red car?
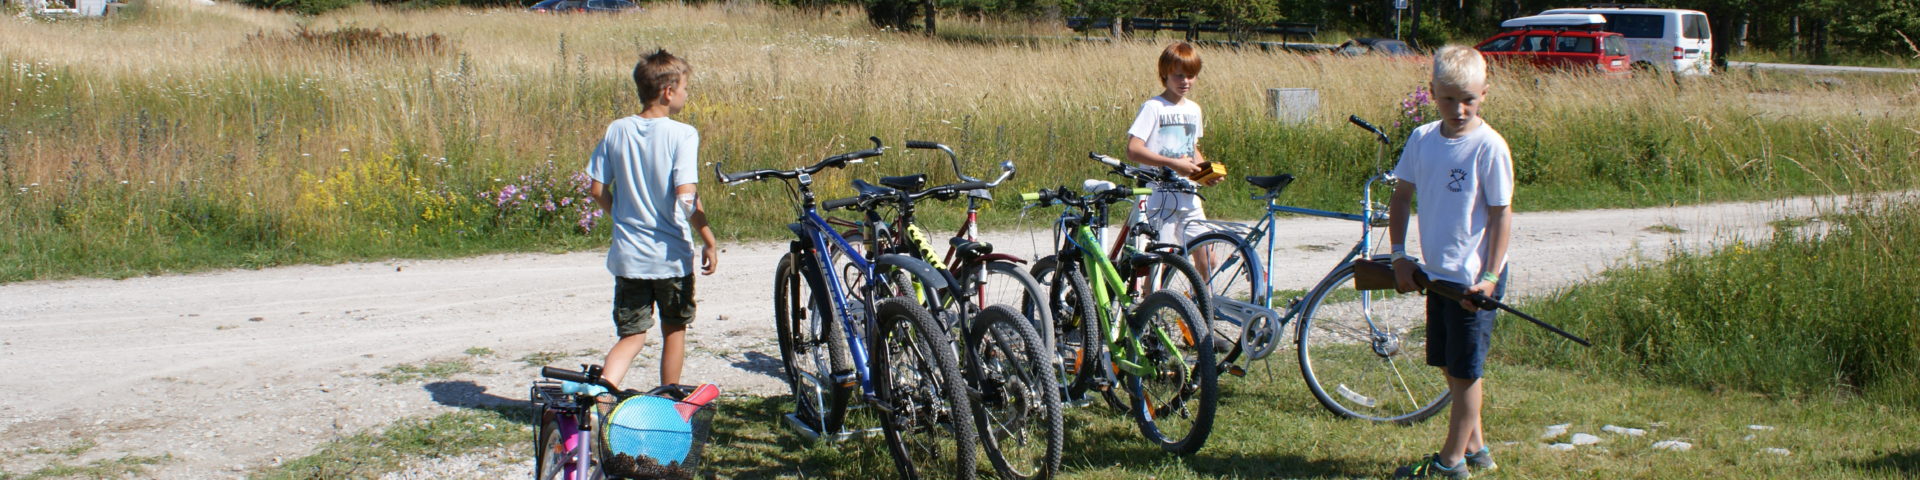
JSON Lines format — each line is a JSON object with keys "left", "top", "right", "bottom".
{"left": 1476, "top": 14, "right": 1631, "bottom": 76}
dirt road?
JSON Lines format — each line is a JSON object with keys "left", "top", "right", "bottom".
{"left": 0, "top": 193, "right": 1880, "bottom": 478}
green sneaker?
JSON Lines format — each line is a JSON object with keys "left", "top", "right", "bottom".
{"left": 1465, "top": 446, "right": 1497, "bottom": 472}
{"left": 1393, "top": 453, "right": 1471, "bottom": 479}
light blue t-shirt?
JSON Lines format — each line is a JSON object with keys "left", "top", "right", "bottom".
{"left": 1391, "top": 121, "right": 1513, "bottom": 285}
{"left": 585, "top": 116, "right": 700, "bottom": 279}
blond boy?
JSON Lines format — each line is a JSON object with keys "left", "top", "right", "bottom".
{"left": 1390, "top": 45, "right": 1514, "bottom": 479}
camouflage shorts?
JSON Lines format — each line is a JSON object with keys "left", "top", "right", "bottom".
{"left": 612, "top": 275, "right": 695, "bottom": 337}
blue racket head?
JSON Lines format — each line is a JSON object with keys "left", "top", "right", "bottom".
{"left": 603, "top": 395, "right": 695, "bottom": 465}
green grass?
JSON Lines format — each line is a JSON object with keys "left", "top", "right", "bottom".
{"left": 246, "top": 358, "right": 1920, "bottom": 479}
{"left": 372, "top": 357, "right": 476, "bottom": 384}
{"left": 252, "top": 407, "right": 526, "bottom": 480}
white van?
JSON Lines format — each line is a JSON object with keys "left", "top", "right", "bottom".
{"left": 1540, "top": 6, "right": 1712, "bottom": 75}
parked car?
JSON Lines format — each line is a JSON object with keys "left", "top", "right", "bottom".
{"left": 1540, "top": 6, "right": 1712, "bottom": 75}
{"left": 527, "top": 0, "right": 636, "bottom": 13}
{"left": 1476, "top": 14, "right": 1631, "bottom": 76}
{"left": 1336, "top": 38, "right": 1418, "bottom": 57}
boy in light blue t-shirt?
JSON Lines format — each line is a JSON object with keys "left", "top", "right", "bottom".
{"left": 585, "top": 49, "right": 718, "bottom": 391}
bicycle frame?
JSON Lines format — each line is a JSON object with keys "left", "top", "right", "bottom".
{"left": 793, "top": 208, "right": 882, "bottom": 399}
{"left": 1038, "top": 188, "right": 1189, "bottom": 378}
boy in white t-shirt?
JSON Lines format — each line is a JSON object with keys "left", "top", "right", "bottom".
{"left": 1125, "top": 41, "right": 1224, "bottom": 253}
{"left": 1389, "top": 45, "right": 1515, "bottom": 479}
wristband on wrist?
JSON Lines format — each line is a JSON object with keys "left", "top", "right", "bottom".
{"left": 1390, "top": 245, "right": 1407, "bottom": 262}
{"left": 1480, "top": 271, "right": 1500, "bottom": 285}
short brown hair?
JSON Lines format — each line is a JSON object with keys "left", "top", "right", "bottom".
{"left": 1156, "top": 42, "right": 1202, "bottom": 81}
{"left": 633, "top": 49, "right": 690, "bottom": 104}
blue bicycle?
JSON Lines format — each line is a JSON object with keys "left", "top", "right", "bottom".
{"left": 716, "top": 138, "right": 977, "bottom": 480}
{"left": 1185, "top": 116, "right": 1450, "bottom": 424}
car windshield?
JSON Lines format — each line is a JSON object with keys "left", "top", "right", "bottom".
{"left": 1603, "top": 36, "right": 1626, "bottom": 55}
{"left": 1602, "top": 14, "right": 1664, "bottom": 39}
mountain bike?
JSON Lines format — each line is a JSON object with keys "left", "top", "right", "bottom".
{"left": 1182, "top": 115, "right": 1449, "bottom": 424}
{"left": 822, "top": 145, "right": 1062, "bottom": 479}
{"left": 716, "top": 138, "right": 977, "bottom": 479}
{"left": 1021, "top": 170, "right": 1219, "bottom": 456}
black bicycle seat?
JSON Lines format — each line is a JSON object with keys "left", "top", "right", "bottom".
{"left": 1247, "top": 174, "right": 1295, "bottom": 193}
{"left": 879, "top": 174, "right": 927, "bottom": 192}
{"left": 948, "top": 237, "right": 994, "bottom": 262}
{"left": 850, "top": 179, "right": 898, "bottom": 196}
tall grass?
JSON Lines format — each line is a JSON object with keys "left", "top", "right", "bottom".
{"left": 1500, "top": 198, "right": 1920, "bottom": 407}
{"left": 2, "top": 1, "right": 1916, "bottom": 281}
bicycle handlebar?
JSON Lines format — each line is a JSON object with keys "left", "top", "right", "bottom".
{"left": 540, "top": 366, "right": 623, "bottom": 394}
{"left": 1349, "top": 115, "right": 1391, "bottom": 145}
{"left": 716, "top": 136, "right": 886, "bottom": 185}
{"left": 824, "top": 160, "right": 1012, "bottom": 212}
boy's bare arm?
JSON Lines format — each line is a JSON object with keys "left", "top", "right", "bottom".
{"left": 1125, "top": 136, "right": 1202, "bottom": 175}
{"left": 1388, "top": 181, "right": 1419, "bottom": 293}
{"left": 676, "top": 183, "right": 718, "bottom": 275}
{"left": 589, "top": 180, "right": 613, "bottom": 214}
{"left": 1463, "top": 204, "right": 1511, "bottom": 309}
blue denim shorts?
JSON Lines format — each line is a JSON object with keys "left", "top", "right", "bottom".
{"left": 1425, "top": 271, "right": 1507, "bottom": 380}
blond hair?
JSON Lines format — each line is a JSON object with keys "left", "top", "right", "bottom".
{"left": 1431, "top": 45, "right": 1487, "bottom": 89}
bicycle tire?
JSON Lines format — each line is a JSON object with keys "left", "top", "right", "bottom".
{"left": 534, "top": 417, "right": 562, "bottom": 480}
{"left": 1048, "top": 259, "right": 1124, "bottom": 411}
{"left": 873, "top": 297, "right": 979, "bottom": 480}
{"left": 1296, "top": 262, "right": 1450, "bottom": 424}
{"left": 958, "top": 260, "right": 1052, "bottom": 351}
{"left": 1123, "top": 289, "right": 1219, "bottom": 456}
{"left": 967, "top": 304, "right": 1063, "bottom": 480}
{"left": 1185, "top": 231, "right": 1268, "bottom": 365}
{"left": 774, "top": 251, "right": 854, "bottom": 435}
{"left": 1139, "top": 248, "right": 1219, "bottom": 360}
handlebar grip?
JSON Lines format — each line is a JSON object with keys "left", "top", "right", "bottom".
{"left": 905, "top": 140, "right": 942, "bottom": 149}
{"left": 822, "top": 196, "right": 860, "bottom": 211}
{"left": 1088, "top": 152, "right": 1124, "bottom": 168}
{"left": 1132, "top": 188, "right": 1154, "bottom": 195}
{"left": 947, "top": 181, "right": 990, "bottom": 192}
{"left": 1349, "top": 115, "right": 1391, "bottom": 144}
{"left": 541, "top": 366, "right": 593, "bottom": 384}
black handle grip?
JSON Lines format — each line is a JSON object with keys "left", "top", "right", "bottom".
{"left": 541, "top": 366, "right": 592, "bottom": 384}
{"left": 822, "top": 196, "right": 860, "bottom": 211}
{"left": 906, "top": 140, "right": 942, "bottom": 149}
{"left": 944, "top": 181, "right": 990, "bottom": 193}
{"left": 1088, "top": 152, "right": 1124, "bottom": 168}
{"left": 1349, "top": 115, "right": 1391, "bottom": 145}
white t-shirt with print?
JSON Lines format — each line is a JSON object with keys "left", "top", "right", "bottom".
{"left": 1126, "top": 96, "right": 1205, "bottom": 212}
{"left": 1390, "top": 121, "right": 1514, "bottom": 285}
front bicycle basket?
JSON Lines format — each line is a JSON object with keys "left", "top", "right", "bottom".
{"left": 602, "top": 384, "right": 720, "bottom": 480}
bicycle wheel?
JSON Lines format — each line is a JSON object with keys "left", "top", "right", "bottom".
{"left": 967, "top": 304, "right": 1063, "bottom": 480}
{"left": 1185, "top": 232, "right": 1268, "bottom": 364}
{"left": 1123, "top": 289, "right": 1219, "bottom": 456}
{"left": 873, "top": 297, "right": 979, "bottom": 480}
{"left": 534, "top": 416, "right": 563, "bottom": 480}
{"left": 1139, "top": 249, "right": 1219, "bottom": 358}
{"left": 1047, "top": 259, "right": 1124, "bottom": 411}
{"left": 775, "top": 251, "right": 853, "bottom": 435}
{"left": 958, "top": 260, "right": 1052, "bottom": 350}
{"left": 1297, "top": 262, "right": 1450, "bottom": 424}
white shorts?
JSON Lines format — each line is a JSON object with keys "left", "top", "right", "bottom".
{"left": 1141, "top": 193, "right": 1207, "bottom": 247}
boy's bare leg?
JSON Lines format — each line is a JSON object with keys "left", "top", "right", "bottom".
{"left": 602, "top": 333, "right": 649, "bottom": 389}
{"left": 1439, "top": 373, "right": 1484, "bottom": 466}
{"left": 660, "top": 323, "right": 688, "bottom": 386}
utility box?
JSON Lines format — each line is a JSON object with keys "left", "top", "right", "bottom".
{"left": 1267, "top": 88, "right": 1319, "bottom": 124}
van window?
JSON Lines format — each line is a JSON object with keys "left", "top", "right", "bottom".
{"left": 1479, "top": 36, "right": 1518, "bottom": 52}
{"left": 1603, "top": 36, "right": 1626, "bottom": 56}
{"left": 1521, "top": 35, "right": 1553, "bottom": 52}
{"left": 1683, "top": 14, "right": 1711, "bottom": 39}
{"left": 1602, "top": 14, "right": 1665, "bottom": 39}
{"left": 1556, "top": 35, "right": 1596, "bottom": 53}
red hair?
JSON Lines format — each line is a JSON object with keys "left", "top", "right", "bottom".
{"left": 1157, "top": 42, "right": 1202, "bottom": 81}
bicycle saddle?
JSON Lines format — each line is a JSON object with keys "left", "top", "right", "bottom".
{"left": 948, "top": 236, "right": 994, "bottom": 262}
{"left": 879, "top": 174, "right": 927, "bottom": 192}
{"left": 1247, "top": 174, "right": 1295, "bottom": 193}
{"left": 850, "top": 179, "right": 898, "bottom": 196}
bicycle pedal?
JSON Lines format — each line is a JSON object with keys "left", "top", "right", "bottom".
{"left": 1225, "top": 364, "right": 1247, "bottom": 377}
{"left": 832, "top": 371, "right": 858, "bottom": 388}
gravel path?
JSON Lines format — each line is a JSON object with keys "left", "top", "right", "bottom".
{"left": 0, "top": 192, "right": 1894, "bottom": 478}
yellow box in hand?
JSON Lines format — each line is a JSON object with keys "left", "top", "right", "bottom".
{"left": 1188, "top": 161, "right": 1227, "bottom": 184}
